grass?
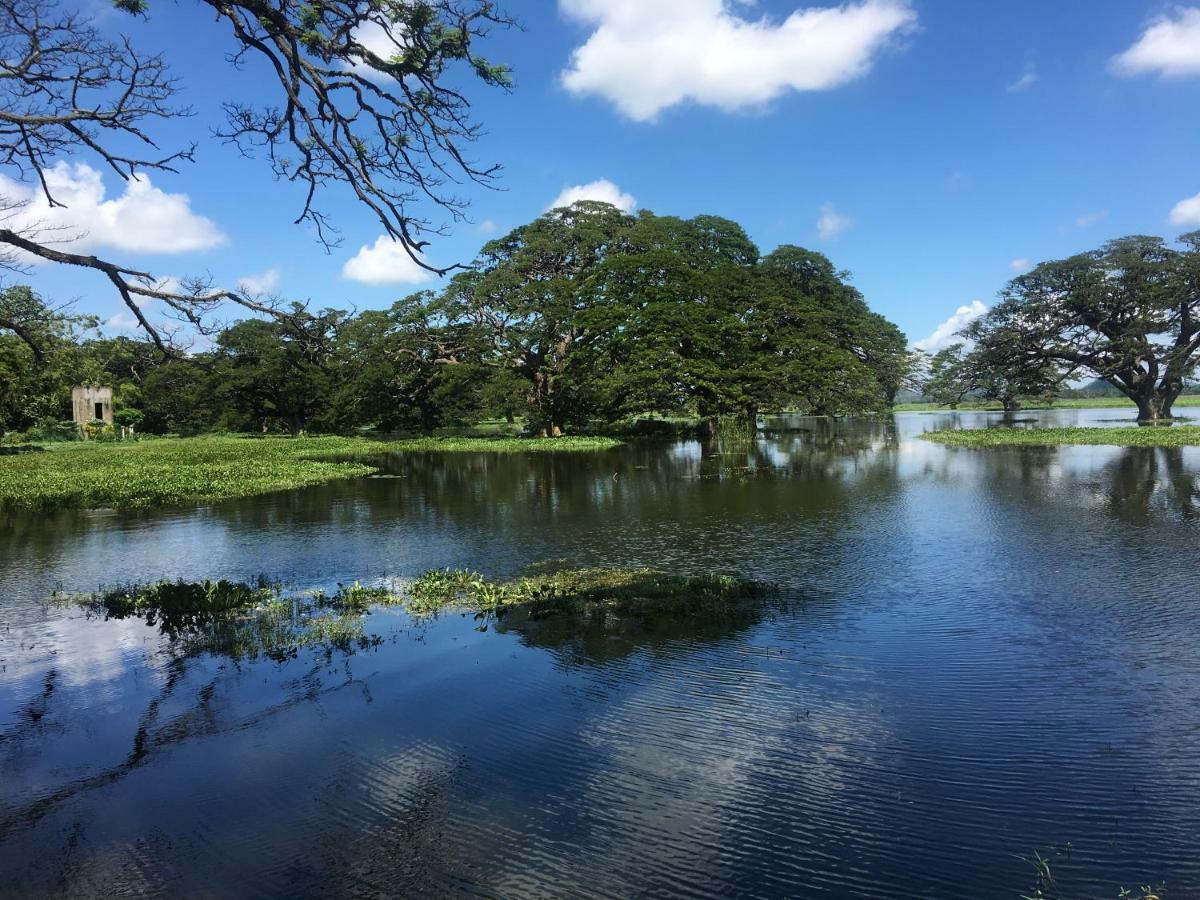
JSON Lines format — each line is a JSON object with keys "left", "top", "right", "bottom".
{"left": 923, "top": 425, "right": 1200, "bottom": 448}
{"left": 0, "top": 434, "right": 623, "bottom": 510}
{"left": 894, "top": 396, "right": 1200, "bottom": 413}
{"left": 56, "top": 567, "right": 770, "bottom": 660}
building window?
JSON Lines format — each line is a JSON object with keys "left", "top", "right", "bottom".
{"left": 94, "top": 402, "right": 104, "bottom": 420}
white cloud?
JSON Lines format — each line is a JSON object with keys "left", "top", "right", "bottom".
{"left": 816, "top": 202, "right": 854, "bottom": 240}
{"left": 237, "top": 267, "right": 281, "bottom": 295}
{"left": 913, "top": 300, "right": 987, "bottom": 352}
{"left": 104, "top": 311, "right": 141, "bottom": 332}
{"left": 341, "top": 236, "right": 435, "bottom": 286}
{"left": 1169, "top": 191, "right": 1200, "bottom": 227}
{"left": 548, "top": 179, "right": 637, "bottom": 212}
{"left": 1009, "top": 258, "right": 1031, "bottom": 272}
{"left": 1006, "top": 62, "right": 1038, "bottom": 92}
{"left": 1112, "top": 8, "right": 1200, "bottom": 78}
{"left": 477, "top": 219, "right": 499, "bottom": 235}
{"left": 0, "top": 161, "right": 225, "bottom": 255}
{"left": 560, "top": 0, "right": 917, "bottom": 121}
{"left": 1075, "top": 209, "right": 1108, "bottom": 227}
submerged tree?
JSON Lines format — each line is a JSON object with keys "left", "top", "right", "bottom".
{"left": 0, "top": 0, "right": 512, "bottom": 351}
{"left": 974, "top": 234, "right": 1200, "bottom": 421}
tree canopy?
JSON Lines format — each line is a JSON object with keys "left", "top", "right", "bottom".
{"left": 1, "top": 202, "right": 911, "bottom": 438}
{"left": 966, "top": 233, "right": 1200, "bottom": 421}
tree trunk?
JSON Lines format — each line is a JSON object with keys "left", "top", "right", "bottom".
{"left": 1135, "top": 391, "right": 1177, "bottom": 423}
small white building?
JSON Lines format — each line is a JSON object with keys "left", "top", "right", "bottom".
{"left": 71, "top": 385, "right": 113, "bottom": 431}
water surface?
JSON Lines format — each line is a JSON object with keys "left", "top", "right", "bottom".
{"left": 2, "top": 410, "right": 1199, "bottom": 897}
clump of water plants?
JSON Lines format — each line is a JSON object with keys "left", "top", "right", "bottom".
{"left": 55, "top": 567, "right": 769, "bottom": 659}
{"left": 0, "top": 434, "right": 625, "bottom": 511}
{"left": 59, "top": 578, "right": 404, "bottom": 662}
{"left": 406, "top": 566, "right": 770, "bottom": 617}
{"left": 922, "top": 425, "right": 1200, "bottom": 448}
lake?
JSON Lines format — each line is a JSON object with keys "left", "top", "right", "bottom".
{"left": 2, "top": 410, "right": 1199, "bottom": 898}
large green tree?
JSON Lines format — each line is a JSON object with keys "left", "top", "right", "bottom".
{"left": 974, "top": 234, "right": 1200, "bottom": 421}
{"left": 437, "top": 201, "right": 634, "bottom": 435}
{"left": 922, "top": 341, "right": 1060, "bottom": 411}
{"left": 758, "top": 246, "right": 908, "bottom": 410}
{"left": 583, "top": 212, "right": 762, "bottom": 432}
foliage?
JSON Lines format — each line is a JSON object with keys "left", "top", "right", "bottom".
{"left": 60, "top": 577, "right": 401, "bottom": 661}
{"left": 1, "top": 207, "right": 908, "bottom": 437}
{"left": 406, "top": 566, "right": 770, "bottom": 617}
{"left": 56, "top": 566, "right": 770, "bottom": 659}
{"left": 922, "top": 341, "right": 1061, "bottom": 411}
{"left": 0, "top": 434, "right": 623, "bottom": 509}
{"left": 969, "top": 233, "right": 1200, "bottom": 421}
{"left": 922, "top": 426, "right": 1200, "bottom": 448}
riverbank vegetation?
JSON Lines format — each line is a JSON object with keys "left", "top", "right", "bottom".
{"left": 923, "top": 426, "right": 1200, "bottom": 448}
{"left": 57, "top": 568, "right": 769, "bottom": 661}
{"left": 0, "top": 434, "right": 622, "bottom": 510}
{"left": 1, "top": 204, "right": 909, "bottom": 441}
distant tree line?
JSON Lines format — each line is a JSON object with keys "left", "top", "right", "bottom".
{"left": 916, "top": 233, "right": 1200, "bottom": 420}
{"left": 0, "top": 202, "right": 911, "bottom": 438}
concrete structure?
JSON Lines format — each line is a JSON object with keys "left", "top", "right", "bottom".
{"left": 71, "top": 385, "right": 113, "bottom": 432}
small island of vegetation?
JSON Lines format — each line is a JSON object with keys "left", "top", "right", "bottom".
{"left": 59, "top": 568, "right": 771, "bottom": 661}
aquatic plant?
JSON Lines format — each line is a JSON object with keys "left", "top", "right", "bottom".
{"left": 59, "top": 578, "right": 398, "bottom": 662}
{"left": 406, "top": 567, "right": 770, "bottom": 618}
{"left": 922, "top": 426, "right": 1200, "bottom": 448}
{"left": 0, "top": 434, "right": 625, "bottom": 510}
{"left": 56, "top": 566, "right": 770, "bottom": 660}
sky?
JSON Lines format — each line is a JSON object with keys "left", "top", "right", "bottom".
{"left": 10, "top": 0, "right": 1200, "bottom": 350}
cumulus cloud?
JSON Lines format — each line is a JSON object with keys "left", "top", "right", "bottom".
{"left": 1111, "top": 7, "right": 1200, "bottom": 78}
{"left": 1009, "top": 258, "right": 1032, "bottom": 272}
{"left": 913, "top": 300, "right": 987, "bottom": 352}
{"left": 0, "top": 161, "right": 225, "bottom": 255}
{"left": 816, "top": 202, "right": 854, "bottom": 240}
{"left": 560, "top": 0, "right": 917, "bottom": 121}
{"left": 1006, "top": 62, "right": 1038, "bottom": 92}
{"left": 104, "top": 311, "right": 142, "bottom": 332}
{"left": 1169, "top": 191, "right": 1200, "bottom": 227}
{"left": 1075, "top": 209, "right": 1108, "bottom": 227}
{"left": 237, "top": 267, "right": 281, "bottom": 295}
{"left": 547, "top": 179, "right": 637, "bottom": 212}
{"left": 341, "top": 236, "right": 434, "bottom": 286}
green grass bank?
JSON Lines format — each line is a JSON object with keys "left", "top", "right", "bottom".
{"left": 0, "top": 434, "right": 623, "bottom": 510}
{"left": 923, "top": 426, "right": 1200, "bottom": 448}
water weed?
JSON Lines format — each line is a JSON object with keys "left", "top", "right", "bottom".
{"left": 0, "top": 434, "right": 623, "bottom": 510}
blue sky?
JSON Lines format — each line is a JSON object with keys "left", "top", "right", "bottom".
{"left": 12, "top": 0, "right": 1200, "bottom": 348}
